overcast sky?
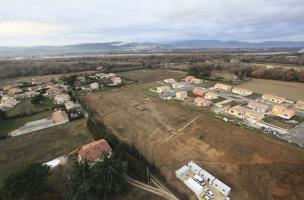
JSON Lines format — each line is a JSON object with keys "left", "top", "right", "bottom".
{"left": 0, "top": 0, "right": 304, "bottom": 46}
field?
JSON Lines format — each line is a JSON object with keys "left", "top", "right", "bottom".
{"left": 84, "top": 87, "right": 304, "bottom": 200}
{"left": 239, "top": 78, "right": 304, "bottom": 101}
{"left": 0, "top": 119, "right": 93, "bottom": 184}
{"left": 118, "top": 69, "right": 186, "bottom": 83}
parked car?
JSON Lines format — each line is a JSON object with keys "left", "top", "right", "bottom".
{"left": 194, "top": 175, "right": 206, "bottom": 186}
{"left": 205, "top": 189, "right": 215, "bottom": 199}
{"left": 201, "top": 194, "right": 211, "bottom": 200}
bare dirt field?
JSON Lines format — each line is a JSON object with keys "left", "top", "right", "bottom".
{"left": 117, "top": 69, "right": 186, "bottom": 83}
{"left": 0, "top": 119, "right": 93, "bottom": 184}
{"left": 84, "top": 87, "right": 304, "bottom": 200}
{"left": 239, "top": 78, "right": 304, "bottom": 101}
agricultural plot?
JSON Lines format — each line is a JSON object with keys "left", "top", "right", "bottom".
{"left": 0, "top": 119, "right": 93, "bottom": 184}
{"left": 117, "top": 69, "right": 186, "bottom": 83}
{"left": 239, "top": 78, "right": 304, "bottom": 101}
{"left": 84, "top": 88, "right": 304, "bottom": 200}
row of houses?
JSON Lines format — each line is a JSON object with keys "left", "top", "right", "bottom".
{"left": 214, "top": 83, "right": 253, "bottom": 96}
{"left": 176, "top": 161, "right": 231, "bottom": 198}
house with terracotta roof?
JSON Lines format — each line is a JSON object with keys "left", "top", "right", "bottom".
{"left": 204, "top": 92, "right": 219, "bottom": 100}
{"left": 192, "top": 88, "right": 205, "bottom": 97}
{"left": 262, "top": 94, "right": 285, "bottom": 104}
{"left": 229, "top": 105, "right": 264, "bottom": 121}
{"left": 214, "top": 83, "right": 232, "bottom": 92}
{"left": 78, "top": 139, "right": 112, "bottom": 162}
{"left": 194, "top": 97, "right": 212, "bottom": 107}
{"left": 247, "top": 101, "right": 270, "bottom": 113}
{"left": 272, "top": 105, "right": 295, "bottom": 120}
{"left": 232, "top": 87, "right": 253, "bottom": 96}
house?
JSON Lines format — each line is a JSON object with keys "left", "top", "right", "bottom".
{"left": 214, "top": 83, "right": 232, "bottom": 92}
{"left": 8, "top": 88, "right": 22, "bottom": 95}
{"left": 51, "top": 110, "right": 69, "bottom": 123}
{"left": 272, "top": 105, "right": 295, "bottom": 120}
{"left": 229, "top": 105, "right": 264, "bottom": 121}
{"left": 192, "top": 88, "right": 205, "bottom": 97}
{"left": 176, "top": 91, "right": 187, "bottom": 100}
{"left": 0, "top": 96, "right": 18, "bottom": 110}
{"left": 191, "top": 78, "right": 203, "bottom": 84}
{"left": 232, "top": 87, "right": 253, "bottom": 96}
{"left": 262, "top": 94, "right": 285, "bottom": 104}
{"left": 194, "top": 97, "right": 212, "bottom": 107}
{"left": 90, "top": 82, "right": 99, "bottom": 90}
{"left": 247, "top": 101, "right": 270, "bottom": 113}
{"left": 164, "top": 78, "right": 176, "bottom": 84}
{"left": 65, "top": 101, "right": 80, "bottom": 111}
{"left": 54, "top": 93, "right": 70, "bottom": 104}
{"left": 157, "top": 86, "right": 170, "bottom": 93}
{"left": 111, "top": 77, "right": 122, "bottom": 85}
{"left": 172, "top": 82, "right": 185, "bottom": 89}
{"left": 46, "top": 86, "right": 61, "bottom": 96}
{"left": 212, "top": 179, "right": 231, "bottom": 197}
{"left": 78, "top": 139, "right": 112, "bottom": 162}
{"left": 204, "top": 92, "right": 219, "bottom": 100}
{"left": 185, "top": 76, "right": 194, "bottom": 82}
{"left": 295, "top": 101, "right": 304, "bottom": 110}
{"left": 184, "top": 178, "right": 204, "bottom": 196}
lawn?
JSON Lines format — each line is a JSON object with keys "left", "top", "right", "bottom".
{"left": 0, "top": 110, "right": 53, "bottom": 138}
{"left": 5, "top": 98, "right": 54, "bottom": 118}
{"left": 0, "top": 118, "right": 93, "bottom": 184}
{"left": 126, "top": 82, "right": 163, "bottom": 98}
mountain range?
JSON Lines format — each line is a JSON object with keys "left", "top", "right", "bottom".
{"left": 1, "top": 40, "right": 304, "bottom": 57}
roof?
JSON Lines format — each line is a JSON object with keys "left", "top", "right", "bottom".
{"left": 51, "top": 110, "right": 69, "bottom": 123}
{"left": 214, "top": 83, "right": 232, "bottom": 90}
{"left": 272, "top": 105, "right": 295, "bottom": 117}
{"left": 232, "top": 87, "right": 252, "bottom": 93}
{"left": 78, "top": 139, "right": 112, "bottom": 161}
{"left": 262, "top": 94, "right": 285, "bottom": 101}
{"left": 247, "top": 101, "right": 270, "bottom": 111}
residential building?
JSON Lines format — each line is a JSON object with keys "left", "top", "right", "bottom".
{"left": 247, "top": 101, "right": 270, "bottom": 113}
{"left": 65, "top": 101, "right": 80, "bottom": 111}
{"left": 232, "top": 87, "right": 253, "bottom": 96}
{"left": 194, "top": 97, "right": 212, "bottom": 107}
{"left": 78, "top": 139, "right": 112, "bottom": 162}
{"left": 111, "top": 77, "right": 122, "bottom": 85}
{"left": 46, "top": 86, "right": 61, "bottom": 96}
{"left": 157, "top": 86, "right": 170, "bottom": 93}
{"left": 2, "top": 84, "right": 15, "bottom": 92}
{"left": 214, "top": 83, "right": 232, "bottom": 92}
{"left": 172, "top": 82, "right": 185, "bottom": 89}
{"left": 8, "top": 88, "right": 22, "bottom": 95}
{"left": 54, "top": 93, "right": 70, "bottom": 104}
{"left": 191, "top": 78, "right": 203, "bottom": 84}
{"left": 90, "top": 82, "right": 99, "bottom": 90}
{"left": 212, "top": 179, "right": 231, "bottom": 197}
{"left": 51, "top": 110, "right": 69, "bottom": 123}
{"left": 184, "top": 178, "right": 204, "bottom": 196}
{"left": 176, "top": 91, "right": 187, "bottom": 100}
{"left": 185, "top": 76, "right": 194, "bottom": 82}
{"left": 0, "top": 96, "right": 18, "bottom": 110}
{"left": 164, "top": 78, "right": 176, "bottom": 84}
{"left": 175, "top": 165, "right": 190, "bottom": 180}
{"left": 272, "top": 105, "right": 295, "bottom": 120}
{"left": 192, "top": 88, "right": 205, "bottom": 97}
{"left": 295, "top": 101, "right": 304, "bottom": 110}
{"left": 204, "top": 92, "right": 219, "bottom": 100}
{"left": 229, "top": 105, "right": 264, "bottom": 121}
{"left": 262, "top": 94, "right": 285, "bottom": 104}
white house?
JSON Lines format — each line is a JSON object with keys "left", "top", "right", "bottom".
{"left": 212, "top": 179, "right": 231, "bottom": 196}
{"left": 90, "top": 82, "right": 99, "bottom": 90}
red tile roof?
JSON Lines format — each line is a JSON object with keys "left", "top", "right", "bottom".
{"left": 78, "top": 139, "right": 112, "bottom": 161}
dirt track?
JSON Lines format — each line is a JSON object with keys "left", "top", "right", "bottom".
{"left": 84, "top": 88, "right": 304, "bottom": 200}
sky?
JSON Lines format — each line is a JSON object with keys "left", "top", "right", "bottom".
{"left": 0, "top": 0, "right": 304, "bottom": 46}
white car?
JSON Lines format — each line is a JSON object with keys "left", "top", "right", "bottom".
{"left": 194, "top": 175, "right": 206, "bottom": 186}
{"left": 205, "top": 189, "right": 215, "bottom": 199}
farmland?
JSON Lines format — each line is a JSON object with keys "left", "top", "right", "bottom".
{"left": 0, "top": 118, "right": 93, "bottom": 184}
{"left": 239, "top": 78, "right": 304, "bottom": 101}
{"left": 118, "top": 69, "right": 186, "bottom": 83}
{"left": 84, "top": 87, "right": 304, "bottom": 200}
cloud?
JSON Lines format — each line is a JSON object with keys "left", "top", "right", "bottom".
{"left": 0, "top": 0, "right": 304, "bottom": 46}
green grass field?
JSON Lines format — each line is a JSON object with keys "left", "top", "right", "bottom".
{"left": 0, "top": 118, "right": 93, "bottom": 184}
{"left": 126, "top": 82, "right": 163, "bottom": 98}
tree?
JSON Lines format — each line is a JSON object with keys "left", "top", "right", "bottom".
{"left": 2, "top": 163, "right": 50, "bottom": 200}
{"left": 31, "top": 93, "right": 45, "bottom": 105}
{"left": 64, "top": 154, "right": 127, "bottom": 200}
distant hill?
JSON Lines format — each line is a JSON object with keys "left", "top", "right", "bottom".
{"left": 1, "top": 40, "right": 304, "bottom": 57}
